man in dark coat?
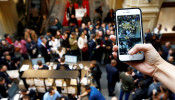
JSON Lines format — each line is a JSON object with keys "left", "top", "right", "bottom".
{"left": 106, "top": 59, "right": 119, "bottom": 96}
{"left": 67, "top": 3, "right": 75, "bottom": 19}
{"left": 61, "top": 33, "right": 70, "bottom": 54}
{"left": 0, "top": 65, "right": 11, "bottom": 84}
{"left": 90, "top": 60, "right": 102, "bottom": 91}
{"left": 40, "top": 38, "right": 51, "bottom": 62}
{"left": 2, "top": 55, "right": 20, "bottom": 70}
{"left": 0, "top": 77, "right": 8, "bottom": 98}
{"left": 88, "top": 34, "right": 99, "bottom": 60}
{"left": 26, "top": 38, "right": 38, "bottom": 58}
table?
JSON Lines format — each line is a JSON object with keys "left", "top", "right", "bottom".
{"left": 22, "top": 70, "right": 79, "bottom": 79}
{"left": 20, "top": 60, "right": 95, "bottom": 99}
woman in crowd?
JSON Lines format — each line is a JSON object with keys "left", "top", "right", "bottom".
{"left": 78, "top": 33, "right": 88, "bottom": 61}
{"left": 55, "top": 47, "right": 65, "bottom": 62}
{"left": 14, "top": 37, "right": 28, "bottom": 59}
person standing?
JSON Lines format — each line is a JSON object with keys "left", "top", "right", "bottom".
{"left": 61, "top": 33, "right": 70, "bottom": 54}
{"left": 144, "top": 28, "right": 152, "bottom": 43}
{"left": 26, "top": 38, "right": 38, "bottom": 58}
{"left": 90, "top": 60, "right": 102, "bottom": 91}
{"left": 0, "top": 77, "right": 9, "bottom": 98}
{"left": 67, "top": 3, "right": 75, "bottom": 19}
{"left": 78, "top": 85, "right": 105, "bottom": 100}
{"left": 40, "top": 38, "right": 51, "bottom": 62}
{"left": 0, "top": 65, "right": 11, "bottom": 84}
{"left": 106, "top": 59, "right": 119, "bottom": 96}
{"left": 24, "top": 28, "right": 38, "bottom": 42}
{"left": 69, "top": 32, "right": 78, "bottom": 56}
{"left": 89, "top": 34, "right": 99, "bottom": 60}
{"left": 43, "top": 87, "right": 61, "bottom": 100}
{"left": 78, "top": 33, "right": 88, "bottom": 61}
{"left": 153, "top": 24, "right": 162, "bottom": 40}
{"left": 119, "top": 67, "right": 134, "bottom": 100}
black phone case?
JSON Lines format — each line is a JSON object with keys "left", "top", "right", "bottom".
{"left": 115, "top": 8, "right": 145, "bottom": 62}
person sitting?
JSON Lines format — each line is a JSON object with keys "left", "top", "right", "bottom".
{"left": 0, "top": 65, "right": 11, "bottom": 84}
{"left": 0, "top": 77, "right": 9, "bottom": 98}
{"left": 56, "top": 57, "right": 70, "bottom": 70}
{"left": 43, "top": 87, "right": 61, "bottom": 100}
{"left": 78, "top": 85, "right": 105, "bottom": 100}
{"left": 37, "top": 60, "right": 49, "bottom": 70}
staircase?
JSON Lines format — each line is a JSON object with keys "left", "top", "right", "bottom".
{"left": 89, "top": 0, "right": 109, "bottom": 22}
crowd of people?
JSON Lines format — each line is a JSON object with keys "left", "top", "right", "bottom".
{"left": 0, "top": 3, "right": 175, "bottom": 100}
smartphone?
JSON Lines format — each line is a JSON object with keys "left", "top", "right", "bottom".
{"left": 115, "top": 8, "right": 144, "bottom": 61}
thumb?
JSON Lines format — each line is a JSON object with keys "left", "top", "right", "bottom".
{"left": 128, "top": 44, "right": 150, "bottom": 55}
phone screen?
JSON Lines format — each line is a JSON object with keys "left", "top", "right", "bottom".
{"left": 117, "top": 14, "right": 142, "bottom": 55}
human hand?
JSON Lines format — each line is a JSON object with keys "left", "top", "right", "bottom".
{"left": 113, "top": 44, "right": 165, "bottom": 76}
{"left": 74, "top": 41, "right": 77, "bottom": 44}
{"left": 96, "top": 45, "right": 100, "bottom": 49}
{"left": 8, "top": 84, "right": 12, "bottom": 87}
{"left": 78, "top": 96, "right": 81, "bottom": 100}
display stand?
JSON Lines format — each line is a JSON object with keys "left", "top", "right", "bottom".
{"left": 22, "top": 70, "right": 80, "bottom": 95}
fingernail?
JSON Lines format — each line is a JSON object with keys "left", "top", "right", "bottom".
{"left": 128, "top": 49, "right": 133, "bottom": 54}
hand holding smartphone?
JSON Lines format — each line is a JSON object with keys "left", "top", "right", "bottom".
{"left": 115, "top": 8, "right": 144, "bottom": 61}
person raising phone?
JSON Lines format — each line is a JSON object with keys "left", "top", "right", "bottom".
{"left": 112, "top": 43, "right": 175, "bottom": 93}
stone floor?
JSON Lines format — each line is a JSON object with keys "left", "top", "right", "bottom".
{"left": 100, "top": 65, "right": 121, "bottom": 100}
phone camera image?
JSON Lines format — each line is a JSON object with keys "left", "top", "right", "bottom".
{"left": 117, "top": 14, "right": 142, "bottom": 55}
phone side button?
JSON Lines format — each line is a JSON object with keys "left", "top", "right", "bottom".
{"left": 129, "top": 55, "right": 134, "bottom": 59}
